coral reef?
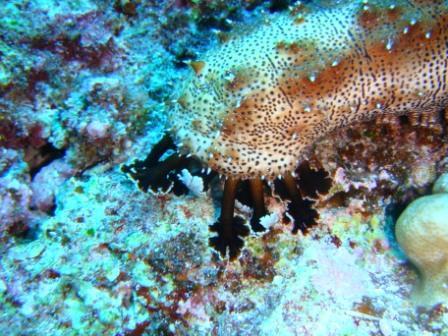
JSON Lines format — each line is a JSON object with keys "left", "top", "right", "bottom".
{"left": 0, "top": 0, "right": 448, "bottom": 335}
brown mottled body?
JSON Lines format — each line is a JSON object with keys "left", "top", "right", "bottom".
{"left": 172, "top": 0, "right": 448, "bottom": 180}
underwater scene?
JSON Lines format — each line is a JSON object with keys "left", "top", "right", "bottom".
{"left": 1, "top": 0, "right": 448, "bottom": 335}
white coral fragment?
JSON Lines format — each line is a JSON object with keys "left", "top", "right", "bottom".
{"left": 177, "top": 169, "right": 204, "bottom": 196}
{"left": 259, "top": 212, "right": 279, "bottom": 230}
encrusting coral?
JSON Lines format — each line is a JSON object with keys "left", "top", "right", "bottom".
{"left": 395, "top": 173, "right": 448, "bottom": 307}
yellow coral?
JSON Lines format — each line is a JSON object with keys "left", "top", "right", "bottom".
{"left": 395, "top": 173, "right": 448, "bottom": 306}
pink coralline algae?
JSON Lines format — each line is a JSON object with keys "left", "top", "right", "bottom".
{"left": 30, "top": 158, "right": 75, "bottom": 213}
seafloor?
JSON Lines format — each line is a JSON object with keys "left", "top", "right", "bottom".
{"left": 1, "top": 1, "right": 448, "bottom": 335}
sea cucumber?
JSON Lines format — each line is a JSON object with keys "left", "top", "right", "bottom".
{"left": 173, "top": 0, "right": 448, "bottom": 180}
{"left": 127, "top": 0, "right": 448, "bottom": 259}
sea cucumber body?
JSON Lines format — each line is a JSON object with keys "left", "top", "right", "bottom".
{"left": 171, "top": 0, "right": 448, "bottom": 179}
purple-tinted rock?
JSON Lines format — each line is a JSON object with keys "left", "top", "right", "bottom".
{"left": 0, "top": 149, "right": 32, "bottom": 238}
{"left": 31, "top": 158, "right": 75, "bottom": 212}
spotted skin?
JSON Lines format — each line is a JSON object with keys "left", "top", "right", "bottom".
{"left": 171, "top": 0, "right": 448, "bottom": 180}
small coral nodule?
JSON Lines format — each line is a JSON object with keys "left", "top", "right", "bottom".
{"left": 395, "top": 173, "right": 448, "bottom": 307}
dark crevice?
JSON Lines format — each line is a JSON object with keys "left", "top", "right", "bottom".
{"left": 197, "top": 16, "right": 234, "bottom": 31}
{"left": 439, "top": 108, "right": 448, "bottom": 136}
{"left": 235, "top": 179, "right": 253, "bottom": 206}
{"left": 45, "top": 201, "right": 57, "bottom": 217}
{"left": 174, "top": 49, "right": 198, "bottom": 68}
{"left": 29, "top": 143, "right": 66, "bottom": 179}
{"left": 287, "top": 197, "right": 319, "bottom": 234}
{"left": 268, "top": 0, "right": 292, "bottom": 12}
{"left": 113, "top": 0, "right": 138, "bottom": 17}
{"left": 6, "top": 220, "right": 31, "bottom": 239}
{"left": 273, "top": 176, "right": 290, "bottom": 199}
{"left": 398, "top": 114, "right": 410, "bottom": 126}
{"left": 74, "top": 159, "right": 108, "bottom": 178}
{"left": 384, "top": 202, "right": 409, "bottom": 257}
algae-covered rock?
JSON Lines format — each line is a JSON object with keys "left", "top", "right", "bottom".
{"left": 395, "top": 173, "right": 448, "bottom": 306}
